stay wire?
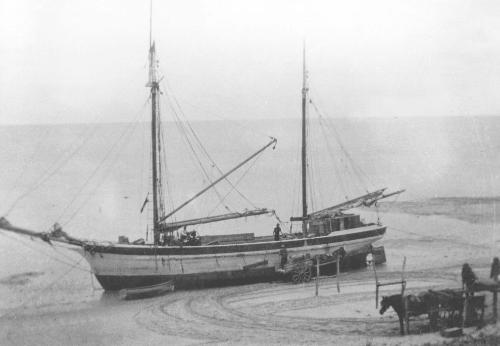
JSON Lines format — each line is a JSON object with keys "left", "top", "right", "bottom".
{"left": 316, "top": 114, "right": 349, "bottom": 199}
{"left": 164, "top": 95, "right": 232, "bottom": 212}
{"left": 57, "top": 111, "right": 146, "bottom": 223}
{"left": 157, "top": 69, "right": 273, "bottom": 140}
{"left": 60, "top": 113, "right": 146, "bottom": 226}
{"left": 1, "top": 256, "right": 86, "bottom": 318}
{"left": 0, "top": 232, "right": 90, "bottom": 273}
{"left": 5, "top": 122, "right": 100, "bottom": 216}
{"left": 316, "top": 111, "right": 366, "bottom": 194}
{"left": 311, "top": 100, "right": 373, "bottom": 192}
{"left": 5, "top": 125, "right": 53, "bottom": 208}
{"left": 316, "top": 111, "right": 364, "bottom": 198}
{"left": 207, "top": 151, "right": 264, "bottom": 216}
{"left": 157, "top": 120, "right": 177, "bottom": 223}
{"left": 290, "top": 120, "right": 303, "bottom": 230}
{"left": 161, "top": 79, "right": 258, "bottom": 209}
{"left": 305, "top": 110, "right": 316, "bottom": 212}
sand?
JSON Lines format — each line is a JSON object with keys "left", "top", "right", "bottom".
{"left": 1, "top": 207, "right": 500, "bottom": 345}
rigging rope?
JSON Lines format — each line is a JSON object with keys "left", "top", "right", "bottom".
{"left": 311, "top": 100, "right": 374, "bottom": 194}
{"left": 290, "top": 120, "right": 302, "bottom": 231}
{"left": 161, "top": 79, "right": 259, "bottom": 210}
{"left": 165, "top": 97, "right": 232, "bottom": 213}
{"left": 160, "top": 83, "right": 274, "bottom": 139}
{"left": 5, "top": 125, "right": 53, "bottom": 209}
{"left": 5, "top": 122, "right": 101, "bottom": 216}
{"left": 1, "top": 256, "right": 86, "bottom": 319}
{"left": 158, "top": 115, "right": 177, "bottom": 222}
{"left": 57, "top": 111, "right": 145, "bottom": 224}
{"left": 305, "top": 107, "right": 316, "bottom": 212}
{"left": 206, "top": 151, "right": 264, "bottom": 217}
{"left": 0, "top": 232, "right": 91, "bottom": 273}
{"left": 156, "top": 100, "right": 167, "bottom": 218}
{"left": 315, "top": 109, "right": 352, "bottom": 198}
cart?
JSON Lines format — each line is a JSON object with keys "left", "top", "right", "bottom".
{"left": 277, "top": 257, "right": 313, "bottom": 284}
{"left": 427, "top": 289, "right": 485, "bottom": 329}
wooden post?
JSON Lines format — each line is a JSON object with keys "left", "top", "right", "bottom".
{"left": 401, "top": 281, "right": 407, "bottom": 335}
{"left": 400, "top": 257, "right": 406, "bottom": 300}
{"left": 493, "top": 290, "right": 498, "bottom": 323}
{"left": 493, "top": 261, "right": 499, "bottom": 323}
{"left": 401, "top": 257, "right": 407, "bottom": 335}
{"left": 315, "top": 255, "right": 320, "bottom": 296}
{"left": 462, "top": 290, "right": 469, "bottom": 329}
{"left": 373, "top": 261, "right": 380, "bottom": 308}
{"left": 336, "top": 253, "right": 341, "bottom": 293}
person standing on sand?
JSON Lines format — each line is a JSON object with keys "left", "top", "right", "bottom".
{"left": 490, "top": 257, "right": 500, "bottom": 282}
{"left": 273, "top": 223, "right": 282, "bottom": 241}
{"left": 279, "top": 245, "right": 288, "bottom": 268}
{"left": 462, "top": 263, "right": 477, "bottom": 293}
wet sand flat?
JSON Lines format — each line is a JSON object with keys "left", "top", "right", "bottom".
{"left": 1, "top": 209, "right": 500, "bottom": 345}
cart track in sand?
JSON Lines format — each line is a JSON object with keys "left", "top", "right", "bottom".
{"left": 133, "top": 269, "right": 460, "bottom": 344}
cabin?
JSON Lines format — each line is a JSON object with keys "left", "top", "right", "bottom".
{"left": 308, "top": 213, "right": 363, "bottom": 236}
{"left": 195, "top": 213, "right": 365, "bottom": 246}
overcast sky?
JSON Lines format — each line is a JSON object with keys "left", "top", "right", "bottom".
{"left": 1, "top": 0, "right": 500, "bottom": 125}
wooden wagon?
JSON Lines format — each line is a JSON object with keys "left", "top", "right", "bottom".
{"left": 277, "top": 257, "right": 313, "bottom": 284}
{"left": 427, "top": 289, "right": 485, "bottom": 329}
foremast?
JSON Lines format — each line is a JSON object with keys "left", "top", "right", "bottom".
{"left": 147, "top": 40, "right": 162, "bottom": 245}
{"left": 145, "top": 24, "right": 276, "bottom": 244}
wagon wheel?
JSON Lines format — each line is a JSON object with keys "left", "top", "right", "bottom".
{"left": 469, "top": 298, "right": 485, "bottom": 326}
{"left": 303, "top": 268, "right": 312, "bottom": 282}
{"left": 428, "top": 308, "right": 439, "bottom": 330}
{"left": 438, "top": 310, "right": 449, "bottom": 329}
{"left": 291, "top": 271, "right": 301, "bottom": 284}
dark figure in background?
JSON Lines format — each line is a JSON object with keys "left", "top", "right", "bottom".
{"left": 462, "top": 263, "right": 478, "bottom": 293}
{"left": 491, "top": 257, "right": 500, "bottom": 282}
{"left": 279, "top": 244, "right": 288, "bottom": 268}
{"left": 273, "top": 223, "right": 282, "bottom": 241}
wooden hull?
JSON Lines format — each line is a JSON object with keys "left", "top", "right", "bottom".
{"left": 77, "top": 224, "right": 385, "bottom": 291}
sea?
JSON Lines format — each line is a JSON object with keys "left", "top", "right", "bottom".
{"left": 0, "top": 116, "right": 499, "bottom": 313}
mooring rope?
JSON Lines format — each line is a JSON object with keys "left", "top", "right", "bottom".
{"left": 1, "top": 256, "right": 86, "bottom": 318}
{"left": 0, "top": 232, "right": 90, "bottom": 273}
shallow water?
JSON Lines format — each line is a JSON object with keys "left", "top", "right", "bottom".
{"left": 0, "top": 117, "right": 498, "bottom": 315}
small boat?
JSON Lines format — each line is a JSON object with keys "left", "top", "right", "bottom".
{"left": 119, "top": 280, "right": 175, "bottom": 300}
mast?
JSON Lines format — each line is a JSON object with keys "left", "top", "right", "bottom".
{"left": 147, "top": 0, "right": 161, "bottom": 245}
{"left": 301, "top": 42, "right": 308, "bottom": 236}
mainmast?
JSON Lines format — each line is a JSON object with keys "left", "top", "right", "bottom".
{"left": 147, "top": 1, "right": 161, "bottom": 245}
{"left": 301, "top": 43, "right": 308, "bottom": 236}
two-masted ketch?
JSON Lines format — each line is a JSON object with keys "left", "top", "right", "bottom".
{"left": 0, "top": 10, "right": 403, "bottom": 291}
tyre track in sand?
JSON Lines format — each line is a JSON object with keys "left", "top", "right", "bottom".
{"left": 133, "top": 270, "right": 458, "bottom": 344}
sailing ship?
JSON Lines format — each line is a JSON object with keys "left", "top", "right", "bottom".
{"left": 0, "top": 17, "right": 403, "bottom": 291}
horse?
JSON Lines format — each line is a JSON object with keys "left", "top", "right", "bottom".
{"left": 379, "top": 294, "right": 434, "bottom": 335}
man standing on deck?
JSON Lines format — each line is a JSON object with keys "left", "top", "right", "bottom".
{"left": 273, "top": 223, "right": 282, "bottom": 241}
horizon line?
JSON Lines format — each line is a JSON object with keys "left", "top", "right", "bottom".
{"left": 1, "top": 113, "right": 500, "bottom": 127}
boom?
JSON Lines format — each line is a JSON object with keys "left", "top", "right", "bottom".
{"left": 159, "top": 137, "right": 277, "bottom": 222}
{"left": 163, "top": 208, "right": 273, "bottom": 231}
